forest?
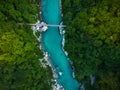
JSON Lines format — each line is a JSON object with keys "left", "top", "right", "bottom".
{"left": 0, "top": 0, "right": 52, "bottom": 89}
{"left": 62, "top": 0, "right": 120, "bottom": 90}
{"left": 0, "top": 0, "right": 120, "bottom": 90}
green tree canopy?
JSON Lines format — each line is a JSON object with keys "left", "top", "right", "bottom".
{"left": 0, "top": 0, "right": 52, "bottom": 89}
{"left": 62, "top": 0, "right": 120, "bottom": 89}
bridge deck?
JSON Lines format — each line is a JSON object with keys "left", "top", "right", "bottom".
{"left": 18, "top": 23, "right": 66, "bottom": 27}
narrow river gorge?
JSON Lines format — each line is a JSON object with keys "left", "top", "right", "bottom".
{"left": 41, "top": 0, "right": 80, "bottom": 90}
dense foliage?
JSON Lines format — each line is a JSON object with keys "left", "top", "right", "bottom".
{"left": 0, "top": 0, "right": 52, "bottom": 89}
{"left": 62, "top": 0, "right": 120, "bottom": 90}
{"left": 0, "top": 0, "right": 39, "bottom": 23}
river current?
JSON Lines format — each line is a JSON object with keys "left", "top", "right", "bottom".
{"left": 41, "top": 0, "right": 80, "bottom": 90}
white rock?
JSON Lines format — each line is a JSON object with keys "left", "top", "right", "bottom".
{"left": 59, "top": 72, "right": 62, "bottom": 76}
{"left": 41, "top": 26, "right": 48, "bottom": 31}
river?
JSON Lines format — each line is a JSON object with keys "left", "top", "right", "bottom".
{"left": 41, "top": 0, "right": 80, "bottom": 90}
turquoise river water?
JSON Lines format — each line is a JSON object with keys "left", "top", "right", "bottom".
{"left": 41, "top": 0, "right": 80, "bottom": 90}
